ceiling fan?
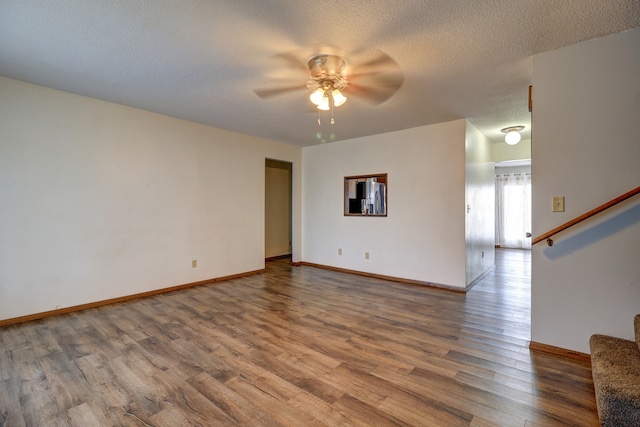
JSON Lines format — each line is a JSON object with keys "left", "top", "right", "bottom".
{"left": 254, "top": 48, "right": 404, "bottom": 125}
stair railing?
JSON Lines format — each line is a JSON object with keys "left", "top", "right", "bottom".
{"left": 532, "top": 185, "right": 640, "bottom": 246}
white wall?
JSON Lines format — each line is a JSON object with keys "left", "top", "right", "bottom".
{"left": 493, "top": 139, "right": 531, "bottom": 163}
{"left": 0, "top": 77, "right": 301, "bottom": 321}
{"left": 465, "top": 121, "right": 495, "bottom": 286}
{"left": 302, "top": 120, "right": 467, "bottom": 288}
{"left": 531, "top": 28, "right": 640, "bottom": 353}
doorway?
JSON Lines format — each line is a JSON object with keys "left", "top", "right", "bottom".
{"left": 495, "top": 160, "right": 532, "bottom": 249}
{"left": 265, "top": 159, "right": 292, "bottom": 260}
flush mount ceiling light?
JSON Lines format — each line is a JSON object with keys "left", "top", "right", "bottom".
{"left": 306, "top": 55, "right": 349, "bottom": 124}
{"left": 501, "top": 125, "right": 525, "bottom": 145}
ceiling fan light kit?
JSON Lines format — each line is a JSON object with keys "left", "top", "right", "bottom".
{"left": 310, "top": 88, "right": 347, "bottom": 111}
{"left": 306, "top": 55, "right": 349, "bottom": 124}
{"left": 331, "top": 90, "right": 347, "bottom": 107}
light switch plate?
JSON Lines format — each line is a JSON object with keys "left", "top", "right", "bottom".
{"left": 552, "top": 196, "right": 565, "bottom": 212}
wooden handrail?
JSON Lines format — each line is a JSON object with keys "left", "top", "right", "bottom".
{"left": 532, "top": 185, "right": 640, "bottom": 246}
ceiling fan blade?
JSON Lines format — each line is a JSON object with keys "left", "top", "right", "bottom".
{"left": 254, "top": 84, "right": 306, "bottom": 99}
{"left": 351, "top": 56, "right": 397, "bottom": 73}
{"left": 349, "top": 70, "right": 404, "bottom": 87}
{"left": 272, "top": 51, "right": 310, "bottom": 73}
{"left": 346, "top": 71, "right": 404, "bottom": 105}
{"left": 346, "top": 84, "right": 392, "bottom": 105}
{"left": 347, "top": 49, "right": 401, "bottom": 74}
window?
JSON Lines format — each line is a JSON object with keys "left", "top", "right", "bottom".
{"left": 344, "top": 174, "right": 388, "bottom": 216}
{"left": 495, "top": 173, "right": 531, "bottom": 249}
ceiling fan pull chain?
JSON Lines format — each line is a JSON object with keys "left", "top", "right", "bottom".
{"left": 330, "top": 90, "right": 335, "bottom": 125}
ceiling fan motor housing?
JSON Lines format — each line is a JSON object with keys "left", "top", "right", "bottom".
{"left": 308, "top": 55, "right": 345, "bottom": 78}
{"left": 307, "top": 55, "right": 349, "bottom": 91}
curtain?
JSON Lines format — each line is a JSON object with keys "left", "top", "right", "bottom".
{"left": 495, "top": 173, "right": 532, "bottom": 249}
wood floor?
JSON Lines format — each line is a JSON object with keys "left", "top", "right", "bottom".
{"left": 0, "top": 249, "right": 598, "bottom": 426}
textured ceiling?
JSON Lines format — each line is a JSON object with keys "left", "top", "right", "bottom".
{"left": 1, "top": 1, "right": 639, "bottom": 147}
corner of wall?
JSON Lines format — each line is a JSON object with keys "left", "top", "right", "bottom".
{"left": 464, "top": 121, "right": 496, "bottom": 286}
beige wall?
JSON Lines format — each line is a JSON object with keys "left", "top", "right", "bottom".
{"left": 302, "top": 119, "right": 468, "bottom": 288}
{"left": 0, "top": 76, "right": 301, "bottom": 321}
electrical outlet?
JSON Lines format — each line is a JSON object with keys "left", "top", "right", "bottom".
{"left": 365, "top": 252, "right": 370, "bottom": 260}
{"left": 338, "top": 248, "right": 342, "bottom": 255}
{"left": 192, "top": 259, "right": 197, "bottom": 268}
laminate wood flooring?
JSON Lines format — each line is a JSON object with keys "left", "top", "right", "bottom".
{"left": 0, "top": 249, "right": 598, "bottom": 426}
